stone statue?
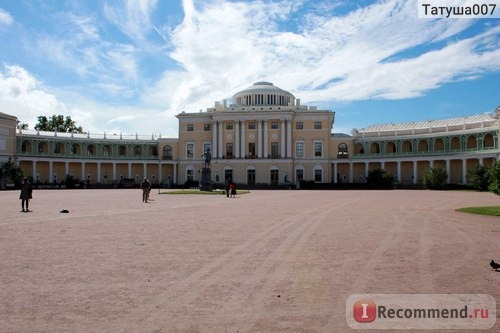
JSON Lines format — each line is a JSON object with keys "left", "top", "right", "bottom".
{"left": 202, "top": 147, "right": 211, "bottom": 168}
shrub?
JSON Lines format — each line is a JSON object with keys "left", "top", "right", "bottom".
{"left": 366, "top": 168, "right": 394, "bottom": 189}
{"left": 423, "top": 167, "right": 448, "bottom": 190}
{"left": 488, "top": 161, "right": 500, "bottom": 195}
{"left": 467, "top": 165, "right": 490, "bottom": 191}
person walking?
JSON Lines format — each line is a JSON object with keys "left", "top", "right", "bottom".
{"left": 19, "top": 177, "right": 33, "bottom": 212}
{"left": 140, "top": 178, "right": 151, "bottom": 202}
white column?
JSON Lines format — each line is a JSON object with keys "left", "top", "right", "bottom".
{"left": 365, "top": 162, "right": 369, "bottom": 179}
{"left": 397, "top": 161, "right": 401, "bottom": 183}
{"left": 32, "top": 161, "right": 37, "bottom": 180}
{"left": 430, "top": 160, "right": 434, "bottom": 168}
{"left": 235, "top": 120, "right": 240, "bottom": 158}
{"left": 349, "top": 163, "right": 353, "bottom": 183}
{"left": 212, "top": 121, "right": 217, "bottom": 159}
{"left": 446, "top": 159, "right": 451, "bottom": 183}
{"left": 112, "top": 163, "right": 117, "bottom": 181}
{"left": 333, "top": 162, "right": 338, "bottom": 184}
{"left": 462, "top": 159, "right": 467, "bottom": 184}
{"left": 97, "top": 162, "right": 101, "bottom": 182}
{"left": 241, "top": 120, "right": 246, "bottom": 158}
{"left": 143, "top": 163, "right": 147, "bottom": 179}
{"left": 173, "top": 163, "right": 177, "bottom": 183}
{"left": 280, "top": 119, "right": 285, "bottom": 158}
{"left": 49, "top": 161, "right": 53, "bottom": 182}
{"left": 218, "top": 121, "right": 223, "bottom": 158}
{"left": 81, "top": 162, "right": 85, "bottom": 180}
{"left": 286, "top": 120, "right": 292, "bottom": 158}
{"left": 65, "top": 161, "right": 69, "bottom": 176}
{"left": 413, "top": 161, "right": 417, "bottom": 184}
{"left": 263, "top": 120, "right": 268, "bottom": 158}
{"left": 158, "top": 162, "right": 162, "bottom": 183}
{"left": 257, "top": 120, "right": 263, "bottom": 158}
{"left": 128, "top": 163, "right": 132, "bottom": 178}
{"left": 479, "top": 158, "right": 483, "bottom": 166}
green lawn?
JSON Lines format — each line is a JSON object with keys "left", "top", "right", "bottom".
{"left": 456, "top": 206, "right": 500, "bottom": 217}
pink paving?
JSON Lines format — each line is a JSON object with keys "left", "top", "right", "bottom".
{"left": 0, "top": 189, "right": 499, "bottom": 332}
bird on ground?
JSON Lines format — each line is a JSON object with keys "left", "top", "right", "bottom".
{"left": 490, "top": 260, "right": 500, "bottom": 270}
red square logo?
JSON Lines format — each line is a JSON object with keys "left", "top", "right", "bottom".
{"left": 353, "top": 300, "right": 376, "bottom": 322}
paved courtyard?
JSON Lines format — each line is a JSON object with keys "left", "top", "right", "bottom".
{"left": 0, "top": 188, "right": 499, "bottom": 332}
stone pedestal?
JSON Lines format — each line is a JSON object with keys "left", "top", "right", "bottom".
{"left": 199, "top": 167, "right": 213, "bottom": 191}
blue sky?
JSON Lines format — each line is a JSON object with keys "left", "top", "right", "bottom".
{"left": 0, "top": 0, "right": 498, "bottom": 137}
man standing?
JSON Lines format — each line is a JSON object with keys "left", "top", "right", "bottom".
{"left": 19, "top": 177, "right": 33, "bottom": 212}
{"left": 140, "top": 178, "right": 151, "bottom": 203}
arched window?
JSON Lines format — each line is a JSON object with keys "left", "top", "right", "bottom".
{"left": 71, "top": 143, "right": 80, "bottom": 155}
{"left": 103, "top": 145, "right": 111, "bottom": 157}
{"left": 134, "top": 145, "right": 142, "bottom": 156}
{"left": 386, "top": 142, "right": 396, "bottom": 154}
{"left": 149, "top": 145, "right": 158, "bottom": 157}
{"left": 354, "top": 143, "right": 364, "bottom": 154}
{"left": 338, "top": 143, "right": 348, "bottom": 158}
{"left": 434, "top": 138, "right": 444, "bottom": 152}
{"left": 418, "top": 140, "right": 428, "bottom": 152}
{"left": 483, "top": 133, "right": 494, "bottom": 148}
{"left": 162, "top": 145, "right": 172, "bottom": 160}
{"left": 38, "top": 142, "right": 48, "bottom": 153}
{"left": 87, "top": 144, "right": 95, "bottom": 156}
{"left": 119, "top": 145, "right": 127, "bottom": 156}
{"left": 402, "top": 140, "right": 412, "bottom": 153}
{"left": 466, "top": 135, "right": 477, "bottom": 150}
{"left": 54, "top": 142, "right": 64, "bottom": 154}
{"left": 21, "top": 141, "right": 31, "bottom": 153}
{"left": 370, "top": 142, "right": 380, "bottom": 154}
{"left": 450, "top": 137, "right": 460, "bottom": 150}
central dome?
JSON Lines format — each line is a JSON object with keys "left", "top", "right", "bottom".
{"left": 232, "top": 82, "right": 295, "bottom": 107}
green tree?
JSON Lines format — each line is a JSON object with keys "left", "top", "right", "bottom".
{"left": 366, "top": 168, "right": 395, "bottom": 189}
{"left": 0, "top": 158, "right": 25, "bottom": 188}
{"left": 34, "top": 115, "right": 84, "bottom": 133}
{"left": 423, "top": 167, "right": 448, "bottom": 190}
{"left": 467, "top": 165, "right": 490, "bottom": 191}
{"left": 488, "top": 161, "right": 500, "bottom": 195}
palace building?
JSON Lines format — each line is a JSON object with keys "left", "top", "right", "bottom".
{"left": 1, "top": 81, "right": 499, "bottom": 187}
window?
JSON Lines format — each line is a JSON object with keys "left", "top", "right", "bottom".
{"left": 226, "top": 122, "right": 233, "bottom": 130}
{"left": 186, "top": 143, "right": 194, "bottom": 158}
{"left": 271, "top": 121, "right": 278, "bottom": 129}
{"left": 204, "top": 123, "right": 211, "bottom": 131}
{"left": 314, "top": 142, "right": 322, "bottom": 157}
{"left": 338, "top": 143, "right": 348, "bottom": 158}
{"left": 270, "top": 169, "right": 279, "bottom": 186}
{"left": 226, "top": 143, "right": 233, "bottom": 158}
{"left": 187, "top": 124, "right": 194, "bottom": 131}
{"left": 38, "top": 142, "right": 47, "bottom": 153}
{"left": 247, "top": 169, "right": 256, "bottom": 186}
{"left": 103, "top": 145, "right": 110, "bottom": 157}
{"left": 248, "top": 142, "right": 256, "bottom": 158}
{"left": 296, "top": 169, "right": 304, "bottom": 182}
{"left": 296, "top": 142, "right": 304, "bottom": 158}
{"left": 296, "top": 122, "right": 303, "bottom": 130}
{"left": 203, "top": 143, "right": 211, "bottom": 155}
{"left": 315, "top": 169, "right": 322, "bottom": 182}
{"left": 271, "top": 142, "right": 279, "bottom": 158}
{"left": 314, "top": 122, "right": 322, "bottom": 129}
{"left": 162, "top": 145, "right": 172, "bottom": 160}
{"left": 134, "top": 145, "right": 142, "bottom": 156}
{"left": 119, "top": 145, "right": 127, "bottom": 156}
{"left": 187, "top": 169, "right": 194, "bottom": 181}
{"left": 54, "top": 142, "right": 63, "bottom": 154}
{"left": 88, "top": 144, "right": 95, "bottom": 156}
{"left": 248, "top": 122, "right": 256, "bottom": 130}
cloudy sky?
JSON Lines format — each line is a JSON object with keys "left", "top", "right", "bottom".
{"left": 0, "top": 0, "right": 498, "bottom": 137}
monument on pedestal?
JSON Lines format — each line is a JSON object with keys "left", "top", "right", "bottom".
{"left": 200, "top": 148, "right": 213, "bottom": 191}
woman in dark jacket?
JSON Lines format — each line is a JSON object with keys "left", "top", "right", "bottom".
{"left": 19, "top": 178, "right": 33, "bottom": 212}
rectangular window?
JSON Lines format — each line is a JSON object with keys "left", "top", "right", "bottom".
{"left": 296, "top": 142, "right": 304, "bottom": 158}
{"left": 204, "top": 123, "right": 211, "bottom": 131}
{"left": 314, "top": 142, "right": 322, "bottom": 157}
{"left": 226, "top": 122, "right": 233, "bottom": 130}
{"left": 296, "top": 122, "right": 303, "bottom": 130}
{"left": 248, "top": 122, "right": 256, "bottom": 129}
{"left": 315, "top": 169, "right": 322, "bottom": 182}
{"left": 296, "top": 169, "right": 304, "bottom": 182}
{"left": 203, "top": 143, "right": 211, "bottom": 154}
{"left": 186, "top": 143, "right": 194, "bottom": 158}
{"left": 270, "top": 169, "right": 279, "bottom": 186}
{"left": 271, "top": 121, "right": 278, "bottom": 129}
{"left": 247, "top": 169, "right": 256, "bottom": 186}
{"left": 187, "top": 170, "right": 194, "bottom": 181}
{"left": 314, "top": 121, "right": 322, "bottom": 129}
{"left": 248, "top": 142, "right": 256, "bottom": 158}
{"left": 271, "top": 142, "right": 279, "bottom": 158}
{"left": 226, "top": 143, "right": 233, "bottom": 158}
{"left": 187, "top": 124, "right": 194, "bottom": 131}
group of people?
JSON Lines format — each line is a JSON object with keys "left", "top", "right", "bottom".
{"left": 225, "top": 182, "right": 237, "bottom": 198}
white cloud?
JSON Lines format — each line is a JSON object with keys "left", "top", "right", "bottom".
{"left": 104, "top": 0, "right": 158, "bottom": 42}
{"left": 0, "top": 8, "right": 13, "bottom": 26}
